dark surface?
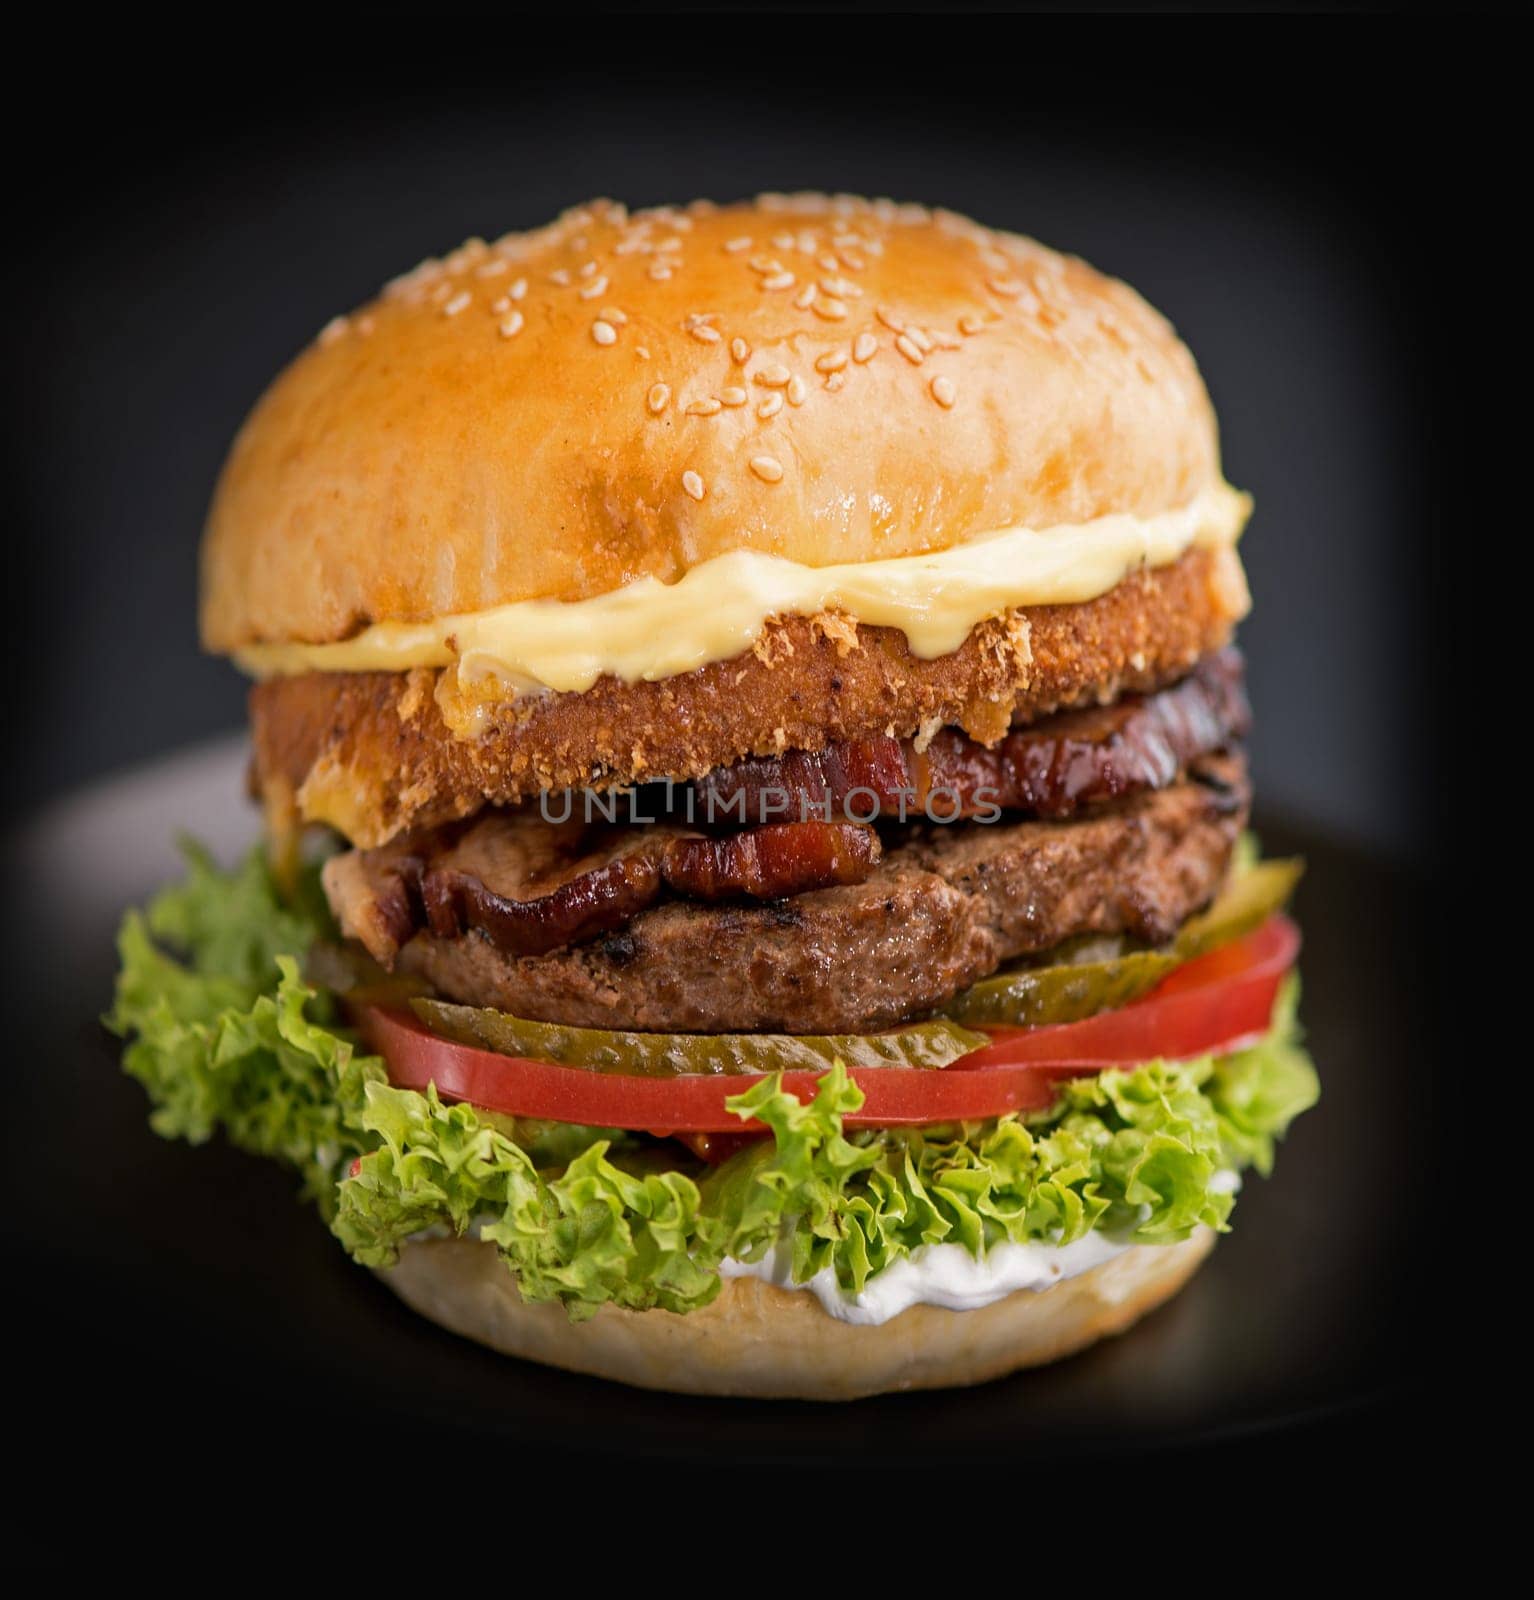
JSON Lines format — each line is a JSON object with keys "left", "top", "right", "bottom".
{"left": 8, "top": 41, "right": 1438, "bottom": 856}
{"left": 6, "top": 742, "right": 1418, "bottom": 1465}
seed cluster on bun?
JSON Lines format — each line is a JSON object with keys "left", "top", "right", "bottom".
{"left": 201, "top": 193, "right": 1220, "bottom": 653}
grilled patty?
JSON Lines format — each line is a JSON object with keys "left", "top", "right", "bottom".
{"left": 383, "top": 754, "right": 1247, "bottom": 1034}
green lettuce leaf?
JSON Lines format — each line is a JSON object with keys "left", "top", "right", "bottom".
{"left": 110, "top": 844, "right": 1319, "bottom": 1319}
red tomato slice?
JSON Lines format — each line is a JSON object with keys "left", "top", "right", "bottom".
{"left": 954, "top": 914, "right": 1299, "bottom": 1072}
{"left": 354, "top": 915, "right": 1298, "bottom": 1135}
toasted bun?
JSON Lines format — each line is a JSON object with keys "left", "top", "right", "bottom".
{"left": 378, "top": 1231, "right": 1214, "bottom": 1400}
{"left": 202, "top": 195, "right": 1220, "bottom": 653}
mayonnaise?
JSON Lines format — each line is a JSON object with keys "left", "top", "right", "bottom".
{"left": 719, "top": 1231, "right": 1137, "bottom": 1326}
{"left": 719, "top": 1175, "right": 1239, "bottom": 1326}
{"left": 236, "top": 482, "right": 1250, "bottom": 696}
{"left": 400, "top": 1173, "right": 1241, "bottom": 1328}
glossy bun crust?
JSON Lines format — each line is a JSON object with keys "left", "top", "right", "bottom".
{"left": 202, "top": 195, "right": 1220, "bottom": 652}
{"left": 379, "top": 1230, "right": 1214, "bottom": 1401}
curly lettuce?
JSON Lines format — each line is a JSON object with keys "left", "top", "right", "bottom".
{"left": 108, "top": 845, "right": 1319, "bottom": 1319}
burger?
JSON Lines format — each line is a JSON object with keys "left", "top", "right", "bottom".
{"left": 110, "top": 194, "right": 1318, "bottom": 1400}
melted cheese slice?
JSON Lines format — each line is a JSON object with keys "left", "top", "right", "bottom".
{"left": 235, "top": 481, "right": 1250, "bottom": 697}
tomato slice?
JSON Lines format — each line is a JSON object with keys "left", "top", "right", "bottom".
{"left": 954, "top": 914, "right": 1299, "bottom": 1072}
{"left": 354, "top": 915, "right": 1298, "bottom": 1135}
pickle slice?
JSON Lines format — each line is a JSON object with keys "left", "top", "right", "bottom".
{"left": 940, "top": 948, "right": 1180, "bottom": 1027}
{"left": 943, "top": 855, "right": 1303, "bottom": 1027}
{"left": 1172, "top": 856, "right": 1303, "bottom": 960}
{"left": 410, "top": 998, "right": 990, "bottom": 1077}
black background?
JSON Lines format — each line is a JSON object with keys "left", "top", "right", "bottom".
{"left": 6, "top": 21, "right": 1441, "bottom": 1500}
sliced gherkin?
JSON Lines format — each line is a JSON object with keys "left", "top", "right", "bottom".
{"left": 943, "top": 855, "right": 1303, "bottom": 1028}
{"left": 1172, "top": 857, "right": 1303, "bottom": 960}
{"left": 410, "top": 998, "right": 990, "bottom": 1077}
{"left": 940, "top": 948, "right": 1180, "bottom": 1027}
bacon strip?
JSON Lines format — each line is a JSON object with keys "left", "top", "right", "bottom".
{"left": 661, "top": 822, "right": 880, "bottom": 900}
{"left": 325, "top": 814, "right": 883, "bottom": 963}
{"left": 693, "top": 649, "right": 1249, "bottom": 825}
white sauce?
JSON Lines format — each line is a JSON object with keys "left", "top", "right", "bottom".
{"left": 719, "top": 1172, "right": 1240, "bottom": 1326}
{"left": 720, "top": 1230, "right": 1135, "bottom": 1326}
{"left": 400, "top": 1174, "right": 1241, "bottom": 1327}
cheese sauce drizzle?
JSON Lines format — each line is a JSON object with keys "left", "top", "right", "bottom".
{"left": 236, "top": 482, "right": 1249, "bottom": 698}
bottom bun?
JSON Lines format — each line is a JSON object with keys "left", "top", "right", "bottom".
{"left": 378, "top": 1230, "right": 1215, "bottom": 1400}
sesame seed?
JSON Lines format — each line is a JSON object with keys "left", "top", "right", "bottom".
{"left": 549, "top": 269, "right": 572, "bottom": 286}
{"left": 761, "top": 271, "right": 796, "bottom": 291}
{"left": 476, "top": 258, "right": 508, "bottom": 279}
{"left": 875, "top": 305, "right": 905, "bottom": 333}
{"left": 838, "top": 248, "right": 867, "bottom": 271}
{"left": 592, "top": 320, "right": 618, "bottom": 346}
{"left": 491, "top": 296, "right": 511, "bottom": 314}
{"left": 657, "top": 237, "right": 683, "bottom": 253}
{"left": 688, "top": 323, "right": 721, "bottom": 344}
{"left": 649, "top": 262, "right": 673, "bottom": 281}
{"left": 647, "top": 383, "right": 671, "bottom": 414}
{"left": 731, "top": 337, "right": 751, "bottom": 364}
{"left": 748, "top": 256, "right": 781, "bottom": 275}
{"left": 318, "top": 315, "right": 349, "bottom": 345}
{"left": 750, "top": 454, "right": 785, "bottom": 483}
{"left": 682, "top": 471, "right": 706, "bottom": 501}
{"left": 685, "top": 398, "right": 722, "bottom": 416}
{"left": 601, "top": 307, "right": 628, "bottom": 325}
{"left": 817, "top": 253, "right": 839, "bottom": 273}
{"left": 578, "top": 275, "right": 609, "bottom": 299}
{"left": 794, "top": 282, "right": 818, "bottom": 309}
{"left": 356, "top": 315, "right": 375, "bottom": 336}
{"left": 771, "top": 231, "right": 795, "bottom": 251}
{"left": 815, "top": 350, "right": 848, "bottom": 373}
{"left": 443, "top": 290, "right": 472, "bottom": 317}
{"left": 825, "top": 371, "right": 846, "bottom": 393}
{"left": 510, "top": 278, "right": 528, "bottom": 301}
{"left": 988, "top": 277, "right": 1024, "bottom": 298}
{"left": 787, "top": 375, "right": 807, "bottom": 406}
{"left": 724, "top": 236, "right": 753, "bottom": 252}
{"left": 499, "top": 311, "right": 525, "bottom": 338}
{"left": 907, "top": 326, "right": 934, "bottom": 353}
{"left": 720, "top": 386, "right": 748, "bottom": 406}
{"left": 757, "top": 393, "right": 784, "bottom": 419}
{"left": 895, "top": 334, "right": 924, "bottom": 365}
{"left": 930, "top": 375, "right": 957, "bottom": 408}
{"left": 636, "top": 346, "right": 652, "bottom": 360}
{"left": 819, "top": 276, "right": 862, "bottom": 299}
{"left": 853, "top": 332, "right": 878, "bottom": 362}
{"left": 578, "top": 260, "right": 598, "bottom": 278}
{"left": 813, "top": 296, "right": 848, "bottom": 321}
{"left": 754, "top": 363, "right": 792, "bottom": 387}
{"left": 958, "top": 312, "right": 986, "bottom": 336}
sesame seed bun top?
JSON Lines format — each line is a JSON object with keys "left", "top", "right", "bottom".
{"left": 199, "top": 194, "right": 1222, "bottom": 653}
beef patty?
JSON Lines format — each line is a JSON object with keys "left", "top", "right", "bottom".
{"left": 383, "top": 754, "right": 1247, "bottom": 1034}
